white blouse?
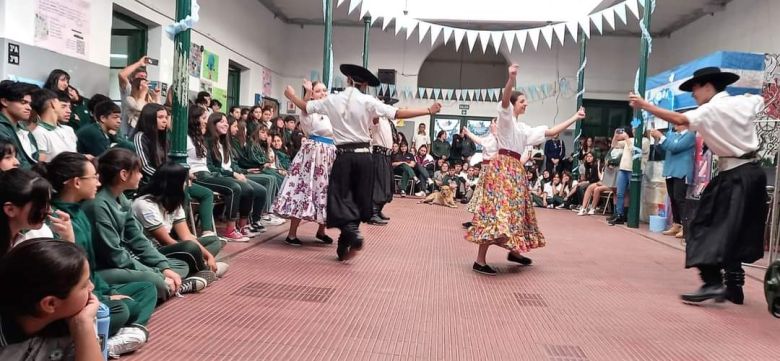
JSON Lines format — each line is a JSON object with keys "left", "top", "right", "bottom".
{"left": 300, "top": 113, "right": 334, "bottom": 138}
{"left": 306, "top": 87, "right": 397, "bottom": 145}
{"left": 481, "top": 134, "right": 498, "bottom": 160}
{"left": 186, "top": 136, "right": 209, "bottom": 174}
{"left": 496, "top": 103, "right": 548, "bottom": 154}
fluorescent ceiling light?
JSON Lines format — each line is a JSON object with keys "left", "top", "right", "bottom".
{"left": 367, "top": 0, "right": 604, "bottom": 23}
{"left": 110, "top": 54, "right": 128, "bottom": 59}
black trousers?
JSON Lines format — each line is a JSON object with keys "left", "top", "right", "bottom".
{"left": 665, "top": 177, "right": 687, "bottom": 224}
{"left": 698, "top": 262, "right": 743, "bottom": 286}
{"left": 327, "top": 149, "right": 374, "bottom": 229}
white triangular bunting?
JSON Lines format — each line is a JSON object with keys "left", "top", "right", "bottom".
{"left": 417, "top": 22, "right": 430, "bottom": 43}
{"left": 614, "top": 3, "right": 628, "bottom": 25}
{"left": 527, "top": 28, "right": 540, "bottom": 50}
{"left": 433, "top": 88, "right": 441, "bottom": 99}
{"left": 446, "top": 89, "right": 453, "bottom": 100}
{"left": 337, "top": 0, "right": 346, "bottom": 7}
{"left": 466, "top": 30, "right": 479, "bottom": 53}
{"left": 516, "top": 31, "right": 527, "bottom": 52}
{"left": 455, "top": 89, "right": 462, "bottom": 100}
{"left": 603, "top": 8, "right": 616, "bottom": 30}
{"left": 430, "top": 25, "right": 442, "bottom": 46}
{"left": 389, "top": 85, "right": 396, "bottom": 96}
{"left": 478, "top": 31, "right": 491, "bottom": 53}
{"left": 359, "top": 0, "right": 370, "bottom": 18}
{"left": 453, "top": 28, "right": 466, "bottom": 51}
{"left": 405, "top": 20, "right": 418, "bottom": 40}
{"left": 382, "top": 16, "right": 392, "bottom": 31}
{"left": 394, "top": 17, "right": 405, "bottom": 35}
{"left": 541, "top": 26, "right": 554, "bottom": 48}
{"left": 565, "top": 21, "right": 578, "bottom": 42}
{"left": 469, "top": 89, "right": 476, "bottom": 101}
{"left": 348, "top": 0, "right": 362, "bottom": 14}
{"left": 442, "top": 27, "right": 453, "bottom": 45}
{"left": 490, "top": 31, "right": 503, "bottom": 53}
{"left": 626, "top": 0, "right": 640, "bottom": 20}
{"left": 578, "top": 18, "right": 591, "bottom": 38}
{"left": 380, "top": 83, "right": 388, "bottom": 95}
{"left": 418, "top": 88, "right": 425, "bottom": 99}
{"left": 480, "top": 89, "right": 487, "bottom": 101}
{"left": 590, "top": 14, "right": 603, "bottom": 35}
{"left": 553, "top": 23, "right": 566, "bottom": 46}
{"left": 503, "top": 31, "right": 515, "bottom": 53}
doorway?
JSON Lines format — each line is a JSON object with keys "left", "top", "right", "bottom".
{"left": 109, "top": 12, "right": 147, "bottom": 101}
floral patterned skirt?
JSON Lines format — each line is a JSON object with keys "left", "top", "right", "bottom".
{"left": 272, "top": 138, "right": 337, "bottom": 223}
{"left": 465, "top": 154, "right": 545, "bottom": 253}
{"left": 466, "top": 164, "right": 488, "bottom": 214}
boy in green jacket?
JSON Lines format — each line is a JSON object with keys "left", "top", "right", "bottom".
{"left": 0, "top": 81, "right": 39, "bottom": 168}
{"left": 77, "top": 100, "right": 135, "bottom": 158}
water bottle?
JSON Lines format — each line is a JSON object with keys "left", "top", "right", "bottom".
{"left": 96, "top": 303, "right": 110, "bottom": 360}
{"left": 657, "top": 204, "right": 666, "bottom": 218}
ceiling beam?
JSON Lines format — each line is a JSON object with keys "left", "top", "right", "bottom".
{"left": 255, "top": 0, "right": 290, "bottom": 23}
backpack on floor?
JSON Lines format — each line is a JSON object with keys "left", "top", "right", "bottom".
{"left": 764, "top": 259, "right": 780, "bottom": 318}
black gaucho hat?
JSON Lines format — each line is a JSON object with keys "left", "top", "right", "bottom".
{"left": 679, "top": 66, "right": 740, "bottom": 92}
{"left": 340, "top": 64, "right": 381, "bottom": 87}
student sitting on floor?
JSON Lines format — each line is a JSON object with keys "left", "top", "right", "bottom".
{"left": 0, "top": 239, "right": 104, "bottom": 361}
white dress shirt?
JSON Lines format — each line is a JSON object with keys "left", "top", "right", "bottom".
{"left": 685, "top": 91, "right": 763, "bottom": 171}
{"left": 481, "top": 134, "right": 498, "bottom": 160}
{"left": 496, "top": 103, "right": 548, "bottom": 154}
{"left": 370, "top": 117, "right": 394, "bottom": 148}
{"left": 306, "top": 87, "right": 398, "bottom": 145}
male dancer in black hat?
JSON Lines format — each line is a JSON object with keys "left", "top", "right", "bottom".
{"left": 285, "top": 64, "right": 442, "bottom": 261}
{"left": 368, "top": 96, "right": 400, "bottom": 225}
{"left": 629, "top": 67, "right": 767, "bottom": 304}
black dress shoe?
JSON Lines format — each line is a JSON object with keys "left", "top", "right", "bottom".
{"left": 472, "top": 262, "right": 497, "bottom": 276}
{"left": 285, "top": 237, "right": 303, "bottom": 247}
{"left": 462, "top": 222, "right": 473, "bottom": 229}
{"left": 608, "top": 216, "right": 626, "bottom": 226}
{"left": 507, "top": 252, "right": 533, "bottom": 265}
{"left": 336, "top": 245, "right": 350, "bottom": 261}
{"left": 367, "top": 215, "right": 388, "bottom": 225}
{"left": 725, "top": 286, "right": 744, "bottom": 305}
{"left": 681, "top": 284, "right": 726, "bottom": 303}
{"left": 378, "top": 212, "right": 390, "bottom": 221}
{"left": 316, "top": 233, "right": 334, "bottom": 244}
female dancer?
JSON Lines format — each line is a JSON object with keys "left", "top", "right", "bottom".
{"left": 466, "top": 64, "right": 585, "bottom": 275}
{"left": 272, "top": 81, "right": 336, "bottom": 246}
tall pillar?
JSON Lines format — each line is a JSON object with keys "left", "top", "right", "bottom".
{"left": 571, "top": 33, "right": 587, "bottom": 178}
{"left": 362, "top": 16, "right": 371, "bottom": 68}
{"left": 322, "top": 0, "right": 334, "bottom": 87}
{"left": 168, "top": 0, "right": 192, "bottom": 165}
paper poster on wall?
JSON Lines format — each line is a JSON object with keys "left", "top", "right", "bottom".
{"left": 211, "top": 88, "right": 227, "bottom": 112}
{"left": 262, "top": 67, "right": 272, "bottom": 96}
{"left": 189, "top": 43, "right": 202, "bottom": 78}
{"left": 199, "top": 81, "right": 213, "bottom": 94}
{"left": 34, "top": 0, "right": 90, "bottom": 60}
{"left": 466, "top": 120, "right": 491, "bottom": 152}
{"left": 201, "top": 50, "right": 219, "bottom": 82}
{"left": 433, "top": 118, "right": 461, "bottom": 144}
{"left": 254, "top": 94, "right": 263, "bottom": 105}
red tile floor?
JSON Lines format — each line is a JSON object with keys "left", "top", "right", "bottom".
{"left": 125, "top": 199, "right": 780, "bottom": 361}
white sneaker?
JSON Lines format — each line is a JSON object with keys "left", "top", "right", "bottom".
{"left": 108, "top": 326, "right": 148, "bottom": 358}
{"left": 414, "top": 191, "right": 426, "bottom": 197}
{"left": 262, "top": 215, "right": 286, "bottom": 226}
{"left": 587, "top": 208, "right": 596, "bottom": 215}
{"left": 577, "top": 209, "right": 587, "bottom": 216}
{"left": 215, "top": 262, "right": 229, "bottom": 278}
{"left": 427, "top": 178, "right": 434, "bottom": 185}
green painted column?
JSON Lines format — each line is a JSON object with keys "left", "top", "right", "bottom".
{"left": 628, "top": 3, "right": 654, "bottom": 228}
{"left": 571, "top": 32, "right": 587, "bottom": 178}
{"left": 169, "top": 0, "right": 191, "bottom": 165}
{"left": 362, "top": 16, "right": 371, "bottom": 68}
{"left": 322, "top": 0, "right": 333, "bottom": 86}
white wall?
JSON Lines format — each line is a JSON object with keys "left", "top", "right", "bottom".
{"left": 652, "top": 0, "right": 780, "bottom": 73}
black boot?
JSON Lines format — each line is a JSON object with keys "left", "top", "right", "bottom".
{"left": 725, "top": 269, "right": 745, "bottom": 305}
{"left": 681, "top": 266, "right": 725, "bottom": 303}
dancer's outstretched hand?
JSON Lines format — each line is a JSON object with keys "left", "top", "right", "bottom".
{"left": 628, "top": 92, "right": 648, "bottom": 109}
{"left": 284, "top": 86, "right": 296, "bottom": 99}
{"left": 303, "top": 79, "right": 313, "bottom": 92}
{"left": 575, "top": 107, "right": 586, "bottom": 120}
{"left": 508, "top": 64, "right": 519, "bottom": 77}
{"left": 430, "top": 102, "right": 442, "bottom": 114}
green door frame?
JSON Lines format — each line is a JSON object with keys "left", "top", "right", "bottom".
{"left": 581, "top": 99, "right": 633, "bottom": 139}
{"left": 110, "top": 13, "right": 147, "bottom": 70}
{"left": 227, "top": 66, "right": 241, "bottom": 108}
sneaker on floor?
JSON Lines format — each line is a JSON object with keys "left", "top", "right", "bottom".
{"left": 251, "top": 221, "right": 267, "bottom": 232}
{"left": 108, "top": 326, "right": 148, "bottom": 358}
{"left": 201, "top": 230, "right": 216, "bottom": 237}
{"left": 462, "top": 221, "right": 473, "bottom": 229}
{"left": 285, "top": 237, "right": 303, "bottom": 246}
{"left": 576, "top": 209, "right": 587, "bottom": 216}
{"left": 400, "top": 190, "right": 406, "bottom": 197}
{"left": 472, "top": 262, "right": 497, "bottom": 276}
{"left": 215, "top": 262, "right": 229, "bottom": 278}
{"left": 427, "top": 178, "right": 434, "bottom": 185}
{"left": 316, "top": 233, "right": 334, "bottom": 244}
{"left": 414, "top": 191, "right": 426, "bottom": 197}
{"left": 555, "top": 205, "right": 566, "bottom": 209}
{"left": 241, "top": 226, "right": 260, "bottom": 238}
{"left": 608, "top": 216, "right": 626, "bottom": 226}
{"left": 587, "top": 208, "right": 596, "bottom": 215}
{"left": 222, "top": 230, "right": 249, "bottom": 242}
{"left": 262, "top": 215, "right": 286, "bottom": 226}
{"left": 192, "top": 270, "right": 217, "bottom": 285}
{"left": 180, "top": 277, "right": 207, "bottom": 294}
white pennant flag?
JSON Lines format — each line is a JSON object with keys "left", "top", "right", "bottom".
{"left": 394, "top": 16, "right": 405, "bottom": 35}
{"left": 442, "top": 27, "right": 453, "bottom": 45}
{"left": 348, "top": 0, "right": 362, "bottom": 14}
{"left": 389, "top": 84, "right": 396, "bottom": 96}
{"left": 565, "top": 21, "right": 579, "bottom": 42}
{"left": 603, "top": 8, "right": 616, "bottom": 30}
{"left": 446, "top": 89, "right": 454, "bottom": 100}
{"left": 418, "top": 21, "right": 431, "bottom": 43}
{"left": 614, "top": 3, "right": 628, "bottom": 25}
{"left": 466, "top": 30, "right": 479, "bottom": 53}
{"left": 578, "top": 18, "right": 591, "bottom": 38}
{"left": 590, "top": 13, "right": 603, "bottom": 35}
{"left": 626, "top": 0, "right": 641, "bottom": 20}
{"left": 527, "top": 28, "right": 540, "bottom": 50}
{"left": 380, "top": 83, "right": 388, "bottom": 95}
{"left": 370, "top": 15, "right": 380, "bottom": 26}
{"left": 405, "top": 19, "right": 418, "bottom": 40}
{"left": 553, "top": 23, "right": 567, "bottom": 46}
{"left": 337, "top": 0, "right": 346, "bottom": 6}
{"left": 490, "top": 31, "right": 503, "bottom": 53}
{"left": 478, "top": 31, "right": 490, "bottom": 53}
{"left": 418, "top": 88, "right": 425, "bottom": 99}
{"left": 516, "top": 30, "right": 527, "bottom": 52}
{"left": 430, "top": 25, "right": 442, "bottom": 46}
{"left": 433, "top": 88, "right": 441, "bottom": 99}
{"left": 480, "top": 89, "right": 488, "bottom": 101}
{"left": 503, "top": 31, "right": 515, "bottom": 53}
{"left": 382, "top": 16, "right": 392, "bottom": 31}
{"left": 453, "top": 28, "right": 466, "bottom": 51}
{"left": 541, "top": 26, "right": 554, "bottom": 48}
{"left": 469, "top": 89, "right": 476, "bottom": 101}
{"left": 455, "top": 89, "right": 462, "bottom": 100}
{"left": 359, "top": 0, "right": 371, "bottom": 18}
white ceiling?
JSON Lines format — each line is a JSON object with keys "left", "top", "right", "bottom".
{"left": 256, "top": 0, "right": 733, "bottom": 37}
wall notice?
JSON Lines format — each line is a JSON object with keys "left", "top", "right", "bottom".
{"left": 262, "top": 67, "right": 272, "bottom": 97}
{"left": 34, "top": 0, "right": 90, "bottom": 60}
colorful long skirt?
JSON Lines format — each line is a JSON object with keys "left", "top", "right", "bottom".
{"left": 466, "top": 163, "right": 488, "bottom": 214}
{"left": 272, "top": 138, "right": 337, "bottom": 223}
{"left": 465, "top": 154, "right": 545, "bottom": 253}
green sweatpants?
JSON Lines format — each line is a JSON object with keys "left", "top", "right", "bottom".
{"left": 186, "top": 183, "right": 215, "bottom": 233}
{"left": 104, "top": 281, "right": 157, "bottom": 335}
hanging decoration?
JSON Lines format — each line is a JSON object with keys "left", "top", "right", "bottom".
{"left": 376, "top": 77, "right": 577, "bottom": 103}
{"left": 339, "top": 0, "right": 652, "bottom": 54}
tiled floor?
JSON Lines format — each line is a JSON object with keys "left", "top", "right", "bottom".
{"left": 125, "top": 199, "right": 780, "bottom": 361}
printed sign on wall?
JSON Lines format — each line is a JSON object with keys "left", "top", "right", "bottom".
{"left": 34, "top": 0, "right": 90, "bottom": 60}
{"left": 201, "top": 49, "right": 219, "bottom": 82}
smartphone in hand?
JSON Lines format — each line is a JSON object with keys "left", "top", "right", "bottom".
{"left": 146, "top": 57, "right": 159, "bottom": 66}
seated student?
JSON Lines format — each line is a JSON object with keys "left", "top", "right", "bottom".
{"left": 545, "top": 173, "right": 564, "bottom": 208}
{"left": 132, "top": 103, "right": 169, "bottom": 185}
{"left": 83, "top": 148, "right": 209, "bottom": 301}
{"left": 132, "top": 161, "right": 228, "bottom": 279}
{"left": 67, "top": 85, "right": 91, "bottom": 130}
{"left": 271, "top": 133, "right": 291, "bottom": 173}
{"left": 29, "top": 89, "right": 77, "bottom": 162}
{"left": 0, "top": 139, "right": 20, "bottom": 170}
{"left": 391, "top": 142, "right": 418, "bottom": 197}
{"left": 86, "top": 94, "right": 112, "bottom": 121}
{"left": 433, "top": 161, "right": 450, "bottom": 189}
{"left": 36, "top": 152, "right": 155, "bottom": 357}
{"left": 555, "top": 171, "right": 579, "bottom": 209}
{"left": 0, "top": 81, "right": 40, "bottom": 168}
{"left": 233, "top": 123, "right": 286, "bottom": 227}
{"left": 577, "top": 162, "right": 616, "bottom": 216}
{"left": 76, "top": 100, "right": 134, "bottom": 157}
{"left": 0, "top": 239, "right": 103, "bottom": 361}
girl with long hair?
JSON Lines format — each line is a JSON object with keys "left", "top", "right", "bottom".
{"left": 132, "top": 103, "right": 169, "bottom": 182}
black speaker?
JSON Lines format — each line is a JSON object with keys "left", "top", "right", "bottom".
{"left": 378, "top": 69, "right": 396, "bottom": 85}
